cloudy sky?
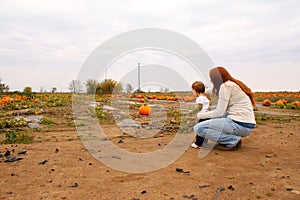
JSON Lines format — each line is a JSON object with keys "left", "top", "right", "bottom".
{"left": 1, "top": 0, "right": 299, "bottom": 92}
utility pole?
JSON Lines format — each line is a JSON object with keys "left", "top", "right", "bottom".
{"left": 137, "top": 63, "right": 141, "bottom": 92}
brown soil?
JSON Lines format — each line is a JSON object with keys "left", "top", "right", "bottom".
{"left": 0, "top": 104, "right": 299, "bottom": 200}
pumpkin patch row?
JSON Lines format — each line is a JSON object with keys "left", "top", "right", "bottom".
{"left": 262, "top": 99, "right": 300, "bottom": 109}
{"left": 127, "top": 94, "right": 196, "bottom": 102}
{"left": 0, "top": 94, "right": 71, "bottom": 110}
{"left": 0, "top": 95, "right": 39, "bottom": 106}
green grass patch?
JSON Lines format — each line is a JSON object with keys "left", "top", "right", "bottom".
{"left": 255, "top": 114, "right": 269, "bottom": 124}
{"left": 265, "top": 192, "right": 272, "bottom": 197}
{"left": 40, "top": 117, "right": 54, "bottom": 124}
{"left": 274, "top": 125, "right": 283, "bottom": 128}
{"left": 1, "top": 131, "right": 33, "bottom": 144}
{"left": 0, "top": 118, "right": 28, "bottom": 129}
{"left": 255, "top": 113, "right": 295, "bottom": 124}
{"left": 270, "top": 104, "right": 300, "bottom": 110}
{"left": 76, "top": 123, "right": 85, "bottom": 127}
{"left": 167, "top": 109, "right": 182, "bottom": 117}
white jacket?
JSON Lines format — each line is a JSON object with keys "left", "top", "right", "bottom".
{"left": 197, "top": 81, "right": 256, "bottom": 124}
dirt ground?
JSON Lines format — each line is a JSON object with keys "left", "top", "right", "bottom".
{"left": 0, "top": 104, "right": 299, "bottom": 200}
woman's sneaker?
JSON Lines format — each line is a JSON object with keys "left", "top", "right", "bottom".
{"left": 191, "top": 143, "right": 202, "bottom": 149}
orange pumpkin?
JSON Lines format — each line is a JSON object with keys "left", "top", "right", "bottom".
{"left": 138, "top": 98, "right": 145, "bottom": 103}
{"left": 157, "top": 95, "right": 167, "bottom": 100}
{"left": 138, "top": 105, "right": 151, "bottom": 115}
{"left": 292, "top": 101, "right": 300, "bottom": 107}
{"left": 1, "top": 96, "right": 13, "bottom": 103}
{"left": 275, "top": 99, "right": 286, "bottom": 106}
{"left": 147, "top": 95, "right": 157, "bottom": 99}
{"left": 136, "top": 94, "right": 144, "bottom": 99}
{"left": 262, "top": 99, "right": 271, "bottom": 106}
{"left": 167, "top": 96, "right": 176, "bottom": 101}
{"left": 183, "top": 96, "right": 195, "bottom": 102}
{"left": 281, "top": 99, "right": 287, "bottom": 105}
{"left": 34, "top": 99, "right": 40, "bottom": 103}
{"left": 16, "top": 95, "right": 22, "bottom": 101}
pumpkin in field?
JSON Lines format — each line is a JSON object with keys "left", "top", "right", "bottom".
{"left": 136, "top": 94, "right": 144, "bottom": 99}
{"left": 0, "top": 100, "right": 7, "bottom": 105}
{"left": 262, "top": 99, "right": 271, "bottom": 106}
{"left": 138, "top": 98, "right": 145, "bottom": 103}
{"left": 138, "top": 105, "right": 151, "bottom": 115}
{"left": 22, "top": 96, "right": 28, "bottom": 100}
{"left": 275, "top": 99, "right": 287, "bottom": 106}
{"left": 34, "top": 99, "right": 40, "bottom": 103}
{"left": 281, "top": 99, "right": 287, "bottom": 105}
{"left": 1, "top": 96, "right": 13, "bottom": 105}
{"left": 167, "top": 96, "right": 176, "bottom": 101}
{"left": 157, "top": 95, "right": 167, "bottom": 100}
{"left": 183, "top": 96, "right": 195, "bottom": 102}
{"left": 16, "top": 95, "right": 22, "bottom": 101}
{"left": 147, "top": 95, "right": 157, "bottom": 99}
{"left": 292, "top": 101, "right": 300, "bottom": 107}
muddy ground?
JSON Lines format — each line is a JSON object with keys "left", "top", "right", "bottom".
{"left": 0, "top": 102, "right": 299, "bottom": 200}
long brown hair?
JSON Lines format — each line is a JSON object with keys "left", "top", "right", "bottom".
{"left": 210, "top": 66, "right": 256, "bottom": 107}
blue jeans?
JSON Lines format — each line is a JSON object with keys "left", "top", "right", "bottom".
{"left": 193, "top": 117, "right": 254, "bottom": 147}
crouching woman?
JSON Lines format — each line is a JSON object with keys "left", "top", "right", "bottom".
{"left": 194, "top": 66, "right": 256, "bottom": 151}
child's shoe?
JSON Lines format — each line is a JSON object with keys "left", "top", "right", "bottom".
{"left": 191, "top": 143, "right": 202, "bottom": 149}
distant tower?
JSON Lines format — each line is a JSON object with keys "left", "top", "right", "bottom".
{"left": 138, "top": 63, "right": 141, "bottom": 92}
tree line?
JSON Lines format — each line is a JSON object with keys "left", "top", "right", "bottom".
{"left": 0, "top": 78, "right": 133, "bottom": 94}
{"left": 68, "top": 79, "right": 134, "bottom": 94}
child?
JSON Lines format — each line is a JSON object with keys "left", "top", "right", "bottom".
{"left": 190, "top": 81, "right": 210, "bottom": 149}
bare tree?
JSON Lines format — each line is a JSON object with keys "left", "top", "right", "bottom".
{"left": 40, "top": 87, "right": 44, "bottom": 93}
{"left": 114, "top": 82, "right": 123, "bottom": 94}
{"left": 125, "top": 84, "right": 133, "bottom": 94}
{"left": 160, "top": 86, "right": 170, "bottom": 93}
{"left": 51, "top": 87, "right": 57, "bottom": 93}
{"left": 0, "top": 79, "right": 9, "bottom": 93}
{"left": 68, "top": 80, "right": 83, "bottom": 94}
{"left": 85, "top": 79, "right": 98, "bottom": 94}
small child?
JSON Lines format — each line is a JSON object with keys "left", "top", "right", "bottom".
{"left": 190, "top": 81, "right": 210, "bottom": 149}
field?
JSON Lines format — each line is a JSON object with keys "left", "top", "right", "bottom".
{"left": 0, "top": 92, "right": 299, "bottom": 200}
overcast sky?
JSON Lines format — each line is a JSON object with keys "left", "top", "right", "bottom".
{"left": 1, "top": 0, "right": 299, "bottom": 92}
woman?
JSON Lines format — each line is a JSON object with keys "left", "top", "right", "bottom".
{"left": 194, "top": 66, "right": 256, "bottom": 151}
